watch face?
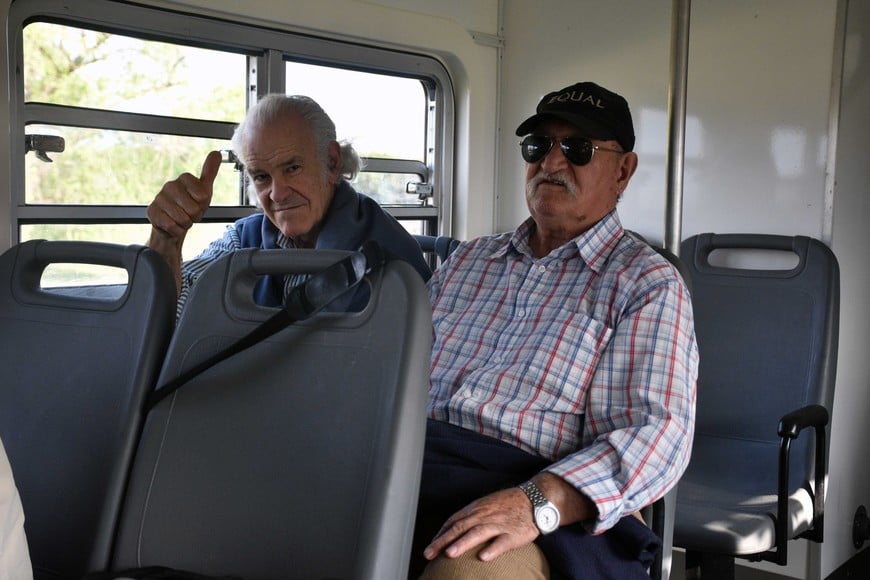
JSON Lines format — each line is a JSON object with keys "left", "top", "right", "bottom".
{"left": 536, "top": 504, "right": 560, "bottom": 533}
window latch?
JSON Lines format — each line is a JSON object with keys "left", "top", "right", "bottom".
{"left": 220, "top": 149, "right": 244, "bottom": 172}
{"left": 406, "top": 182, "right": 433, "bottom": 200}
{"left": 25, "top": 134, "right": 65, "bottom": 163}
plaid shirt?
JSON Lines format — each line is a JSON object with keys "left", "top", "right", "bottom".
{"left": 427, "top": 211, "right": 698, "bottom": 532}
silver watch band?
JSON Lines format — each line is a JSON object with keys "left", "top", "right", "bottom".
{"left": 519, "top": 480, "right": 548, "bottom": 508}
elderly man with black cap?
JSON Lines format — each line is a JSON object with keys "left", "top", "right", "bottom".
{"left": 410, "top": 82, "right": 698, "bottom": 579}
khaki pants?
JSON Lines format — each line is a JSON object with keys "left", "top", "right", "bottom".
{"left": 418, "top": 542, "right": 550, "bottom": 580}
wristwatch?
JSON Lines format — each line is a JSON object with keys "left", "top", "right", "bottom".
{"left": 518, "top": 480, "right": 560, "bottom": 534}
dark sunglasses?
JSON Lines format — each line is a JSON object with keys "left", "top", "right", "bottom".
{"left": 519, "top": 134, "right": 624, "bottom": 166}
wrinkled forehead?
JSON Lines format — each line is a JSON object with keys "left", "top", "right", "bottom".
{"left": 238, "top": 113, "right": 316, "bottom": 164}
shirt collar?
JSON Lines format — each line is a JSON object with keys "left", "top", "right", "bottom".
{"left": 276, "top": 232, "right": 294, "bottom": 249}
{"left": 576, "top": 210, "right": 624, "bottom": 273}
{"left": 492, "top": 210, "right": 624, "bottom": 273}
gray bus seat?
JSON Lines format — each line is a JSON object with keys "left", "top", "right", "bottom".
{"left": 0, "top": 240, "right": 176, "bottom": 580}
{"left": 413, "top": 234, "right": 460, "bottom": 265}
{"left": 108, "top": 248, "right": 432, "bottom": 580}
{"left": 674, "top": 233, "right": 839, "bottom": 579}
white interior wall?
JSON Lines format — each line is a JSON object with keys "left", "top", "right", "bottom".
{"left": 681, "top": 0, "right": 835, "bottom": 242}
{"left": 498, "top": 0, "right": 837, "bottom": 243}
{"left": 497, "top": 0, "right": 672, "bottom": 240}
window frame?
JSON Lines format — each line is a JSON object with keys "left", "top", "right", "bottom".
{"left": 8, "top": 0, "right": 454, "bottom": 242}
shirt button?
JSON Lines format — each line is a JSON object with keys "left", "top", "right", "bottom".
{"left": 517, "top": 309, "right": 526, "bottom": 318}
{"left": 537, "top": 264, "right": 547, "bottom": 273}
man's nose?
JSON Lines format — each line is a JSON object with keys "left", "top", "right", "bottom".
{"left": 540, "top": 142, "right": 569, "bottom": 171}
{"left": 270, "top": 174, "right": 291, "bottom": 201}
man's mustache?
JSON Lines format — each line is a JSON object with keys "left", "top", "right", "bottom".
{"left": 527, "top": 170, "right": 578, "bottom": 197}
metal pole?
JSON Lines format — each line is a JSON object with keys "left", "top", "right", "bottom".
{"left": 665, "top": 0, "right": 691, "bottom": 255}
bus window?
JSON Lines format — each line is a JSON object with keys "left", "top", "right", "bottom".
{"left": 10, "top": 0, "right": 453, "bottom": 284}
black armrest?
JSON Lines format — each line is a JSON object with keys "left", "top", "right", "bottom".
{"left": 778, "top": 404, "right": 829, "bottom": 438}
{"left": 771, "top": 404, "right": 829, "bottom": 563}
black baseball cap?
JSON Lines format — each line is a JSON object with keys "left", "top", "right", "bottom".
{"left": 515, "top": 81, "right": 635, "bottom": 152}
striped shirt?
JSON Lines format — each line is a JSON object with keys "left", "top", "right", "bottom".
{"left": 427, "top": 211, "right": 698, "bottom": 532}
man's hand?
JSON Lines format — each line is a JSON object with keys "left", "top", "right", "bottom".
{"left": 423, "top": 486, "right": 539, "bottom": 563}
{"left": 147, "top": 150, "right": 222, "bottom": 240}
{"left": 423, "top": 472, "right": 598, "bottom": 564}
{"left": 146, "top": 150, "right": 223, "bottom": 293}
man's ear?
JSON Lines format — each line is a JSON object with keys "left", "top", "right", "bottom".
{"left": 617, "top": 151, "right": 639, "bottom": 190}
{"left": 327, "top": 141, "right": 341, "bottom": 178}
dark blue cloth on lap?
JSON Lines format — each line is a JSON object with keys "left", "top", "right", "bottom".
{"left": 414, "top": 419, "right": 660, "bottom": 580}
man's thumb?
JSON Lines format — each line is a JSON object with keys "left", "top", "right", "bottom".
{"left": 199, "top": 150, "right": 223, "bottom": 186}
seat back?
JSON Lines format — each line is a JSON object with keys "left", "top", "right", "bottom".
{"left": 684, "top": 234, "right": 837, "bottom": 492}
{"left": 0, "top": 241, "right": 176, "bottom": 579}
{"left": 414, "top": 234, "right": 460, "bottom": 264}
{"left": 675, "top": 233, "right": 839, "bottom": 563}
{"left": 110, "top": 249, "right": 432, "bottom": 580}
